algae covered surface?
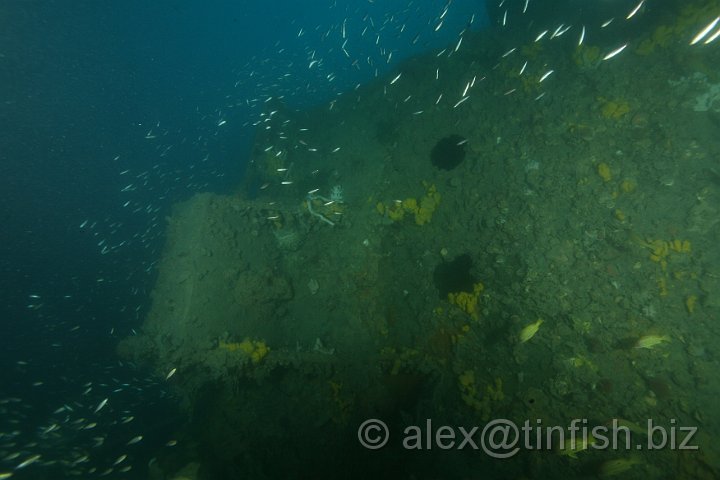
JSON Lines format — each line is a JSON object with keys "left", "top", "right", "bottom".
{"left": 119, "top": 2, "right": 720, "bottom": 478}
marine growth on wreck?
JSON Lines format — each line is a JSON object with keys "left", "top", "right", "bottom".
{"left": 115, "top": 1, "right": 720, "bottom": 478}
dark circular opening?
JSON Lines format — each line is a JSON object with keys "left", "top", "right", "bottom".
{"left": 431, "top": 134, "right": 467, "bottom": 171}
{"left": 433, "top": 254, "right": 477, "bottom": 299}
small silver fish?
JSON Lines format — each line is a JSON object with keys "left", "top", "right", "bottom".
{"left": 93, "top": 398, "right": 108, "bottom": 414}
{"left": 14, "top": 454, "right": 41, "bottom": 470}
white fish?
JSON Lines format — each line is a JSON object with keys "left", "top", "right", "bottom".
{"left": 14, "top": 454, "right": 41, "bottom": 470}
{"left": 165, "top": 368, "right": 177, "bottom": 380}
{"left": 94, "top": 398, "right": 108, "bottom": 414}
{"left": 127, "top": 435, "right": 143, "bottom": 445}
{"left": 603, "top": 44, "right": 627, "bottom": 60}
{"left": 453, "top": 96, "right": 470, "bottom": 108}
{"left": 454, "top": 36, "right": 463, "bottom": 52}
{"left": 41, "top": 424, "right": 59, "bottom": 435}
{"left": 704, "top": 27, "right": 720, "bottom": 45}
{"left": 538, "top": 70, "right": 554, "bottom": 82}
{"left": 626, "top": 1, "right": 644, "bottom": 20}
{"left": 691, "top": 16, "right": 720, "bottom": 45}
{"left": 554, "top": 25, "right": 572, "bottom": 37}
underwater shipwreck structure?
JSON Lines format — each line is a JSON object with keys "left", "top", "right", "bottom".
{"left": 119, "top": 8, "right": 720, "bottom": 479}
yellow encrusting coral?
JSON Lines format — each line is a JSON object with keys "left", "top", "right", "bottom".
{"left": 414, "top": 183, "right": 441, "bottom": 225}
{"left": 219, "top": 338, "right": 270, "bottom": 364}
{"left": 572, "top": 44, "right": 600, "bottom": 69}
{"left": 567, "top": 355, "right": 597, "bottom": 371}
{"left": 600, "top": 100, "right": 630, "bottom": 120}
{"left": 458, "top": 370, "right": 504, "bottom": 420}
{"left": 644, "top": 238, "right": 691, "bottom": 271}
{"left": 620, "top": 178, "right": 637, "bottom": 193}
{"left": 402, "top": 197, "right": 418, "bottom": 212}
{"left": 448, "top": 282, "right": 484, "bottom": 320}
{"left": 631, "top": 234, "right": 694, "bottom": 300}
{"left": 376, "top": 182, "right": 441, "bottom": 225}
{"left": 597, "top": 162, "right": 612, "bottom": 182}
{"left": 636, "top": 25, "right": 674, "bottom": 56}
